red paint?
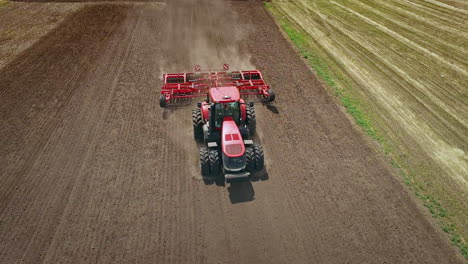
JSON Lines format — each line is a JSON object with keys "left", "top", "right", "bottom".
{"left": 209, "top": 87, "right": 240, "bottom": 103}
{"left": 160, "top": 68, "right": 272, "bottom": 104}
{"left": 221, "top": 117, "right": 245, "bottom": 157}
{"left": 239, "top": 99, "right": 246, "bottom": 121}
{"left": 201, "top": 101, "right": 210, "bottom": 120}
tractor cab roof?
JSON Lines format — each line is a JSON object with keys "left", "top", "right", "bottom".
{"left": 210, "top": 86, "right": 240, "bottom": 103}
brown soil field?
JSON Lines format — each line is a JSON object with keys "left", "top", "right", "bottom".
{"left": 0, "top": 0, "right": 464, "bottom": 263}
{"left": 0, "top": 2, "right": 82, "bottom": 68}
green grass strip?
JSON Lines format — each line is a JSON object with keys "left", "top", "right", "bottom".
{"left": 0, "top": 0, "right": 9, "bottom": 7}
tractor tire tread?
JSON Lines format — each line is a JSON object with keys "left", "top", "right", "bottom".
{"left": 246, "top": 106, "right": 256, "bottom": 137}
{"left": 192, "top": 109, "right": 203, "bottom": 140}
{"left": 253, "top": 144, "right": 264, "bottom": 171}
{"left": 209, "top": 149, "right": 221, "bottom": 176}
{"left": 199, "top": 147, "right": 210, "bottom": 176}
{"left": 246, "top": 146, "right": 255, "bottom": 172}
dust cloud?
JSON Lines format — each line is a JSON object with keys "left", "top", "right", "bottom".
{"left": 160, "top": 0, "right": 254, "bottom": 74}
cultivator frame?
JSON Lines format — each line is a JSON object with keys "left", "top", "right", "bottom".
{"left": 159, "top": 65, "right": 275, "bottom": 107}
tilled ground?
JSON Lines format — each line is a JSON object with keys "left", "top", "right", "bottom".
{"left": 0, "top": 1, "right": 82, "bottom": 68}
{"left": 0, "top": 0, "right": 464, "bottom": 263}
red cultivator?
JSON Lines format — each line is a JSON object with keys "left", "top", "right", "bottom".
{"left": 159, "top": 65, "right": 275, "bottom": 107}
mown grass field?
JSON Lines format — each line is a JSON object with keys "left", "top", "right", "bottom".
{"left": 266, "top": 0, "right": 467, "bottom": 258}
{"left": 0, "top": 0, "right": 9, "bottom": 7}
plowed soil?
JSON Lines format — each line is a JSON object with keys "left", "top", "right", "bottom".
{"left": 0, "top": 0, "right": 463, "bottom": 263}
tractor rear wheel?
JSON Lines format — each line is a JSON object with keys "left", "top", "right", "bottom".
{"left": 192, "top": 109, "right": 203, "bottom": 141}
{"left": 209, "top": 149, "right": 221, "bottom": 176}
{"left": 246, "top": 106, "right": 256, "bottom": 137}
{"left": 159, "top": 95, "right": 167, "bottom": 108}
{"left": 246, "top": 146, "right": 255, "bottom": 172}
{"left": 246, "top": 143, "right": 264, "bottom": 173}
{"left": 253, "top": 144, "right": 264, "bottom": 171}
{"left": 199, "top": 147, "right": 210, "bottom": 176}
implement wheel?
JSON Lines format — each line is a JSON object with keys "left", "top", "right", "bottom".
{"left": 192, "top": 109, "right": 204, "bottom": 141}
{"left": 267, "top": 89, "right": 275, "bottom": 103}
{"left": 159, "top": 95, "right": 167, "bottom": 108}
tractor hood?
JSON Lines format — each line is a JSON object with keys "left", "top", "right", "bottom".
{"left": 221, "top": 117, "right": 245, "bottom": 158}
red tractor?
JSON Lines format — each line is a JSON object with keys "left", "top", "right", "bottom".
{"left": 160, "top": 65, "right": 274, "bottom": 181}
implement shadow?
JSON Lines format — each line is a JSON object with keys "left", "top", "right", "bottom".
{"left": 262, "top": 102, "right": 280, "bottom": 114}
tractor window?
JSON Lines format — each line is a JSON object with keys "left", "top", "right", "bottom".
{"left": 214, "top": 102, "right": 240, "bottom": 128}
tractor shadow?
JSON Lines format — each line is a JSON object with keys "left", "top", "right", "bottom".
{"left": 202, "top": 168, "right": 269, "bottom": 204}
{"left": 227, "top": 179, "right": 255, "bottom": 204}
{"left": 202, "top": 169, "right": 269, "bottom": 186}
{"left": 201, "top": 168, "right": 269, "bottom": 204}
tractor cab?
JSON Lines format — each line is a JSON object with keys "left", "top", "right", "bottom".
{"left": 209, "top": 87, "right": 242, "bottom": 128}
{"left": 213, "top": 101, "right": 240, "bottom": 128}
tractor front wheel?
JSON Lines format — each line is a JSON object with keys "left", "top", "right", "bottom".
{"left": 199, "top": 147, "right": 210, "bottom": 176}
{"left": 246, "top": 106, "right": 256, "bottom": 137}
{"left": 192, "top": 109, "right": 204, "bottom": 141}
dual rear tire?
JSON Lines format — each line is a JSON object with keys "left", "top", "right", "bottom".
{"left": 246, "top": 143, "right": 264, "bottom": 173}
{"left": 199, "top": 147, "right": 221, "bottom": 177}
{"left": 200, "top": 144, "right": 264, "bottom": 180}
